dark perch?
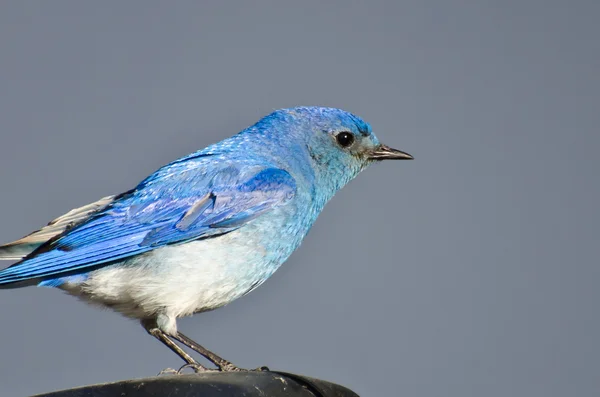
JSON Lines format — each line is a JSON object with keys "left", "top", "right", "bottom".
{"left": 32, "top": 371, "right": 360, "bottom": 397}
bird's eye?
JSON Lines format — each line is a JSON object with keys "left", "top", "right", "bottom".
{"left": 336, "top": 132, "right": 355, "bottom": 148}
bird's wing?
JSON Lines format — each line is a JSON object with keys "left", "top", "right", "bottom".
{"left": 0, "top": 158, "right": 296, "bottom": 286}
{"left": 0, "top": 196, "right": 116, "bottom": 260}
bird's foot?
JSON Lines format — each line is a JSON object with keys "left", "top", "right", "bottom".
{"left": 217, "top": 362, "right": 245, "bottom": 372}
{"left": 177, "top": 363, "right": 217, "bottom": 374}
{"left": 158, "top": 364, "right": 268, "bottom": 375}
{"left": 157, "top": 363, "right": 216, "bottom": 375}
{"left": 217, "top": 364, "right": 270, "bottom": 372}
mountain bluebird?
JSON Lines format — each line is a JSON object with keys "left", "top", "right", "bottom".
{"left": 0, "top": 106, "right": 412, "bottom": 371}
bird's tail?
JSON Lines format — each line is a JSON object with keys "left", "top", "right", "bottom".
{"left": 0, "top": 195, "right": 115, "bottom": 261}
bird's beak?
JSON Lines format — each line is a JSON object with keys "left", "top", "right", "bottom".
{"left": 368, "top": 144, "right": 414, "bottom": 160}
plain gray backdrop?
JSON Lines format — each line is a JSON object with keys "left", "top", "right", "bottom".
{"left": 0, "top": 1, "right": 598, "bottom": 396}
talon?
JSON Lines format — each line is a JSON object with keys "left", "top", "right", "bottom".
{"left": 255, "top": 366, "right": 270, "bottom": 372}
{"left": 178, "top": 363, "right": 212, "bottom": 374}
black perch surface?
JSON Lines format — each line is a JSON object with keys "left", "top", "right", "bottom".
{"left": 33, "top": 371, "right": 360, "bottom": 397}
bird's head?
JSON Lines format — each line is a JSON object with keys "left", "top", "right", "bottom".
{"left": 254, "top": 106, "right": 412, "bottom": 193}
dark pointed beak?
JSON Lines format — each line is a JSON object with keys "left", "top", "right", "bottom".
{"left": 368, "top": 144, "right": 414, "bottom": 160}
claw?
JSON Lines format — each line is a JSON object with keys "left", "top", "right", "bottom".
{"left": 177, "top": 363, "right": 214, "bottom": 374}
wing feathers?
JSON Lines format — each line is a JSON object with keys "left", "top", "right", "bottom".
{"left": 0, "top": 195, "right": 115, "bottom": 260}
{"left": 0, "top": 165, "right": 296, "bottom": 286}
{"left": 175, "top": 193, "right": 215, "bottom": 231}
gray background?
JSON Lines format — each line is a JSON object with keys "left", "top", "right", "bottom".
{"left": 0, "top": 1, "right": 598, "bottom": 396}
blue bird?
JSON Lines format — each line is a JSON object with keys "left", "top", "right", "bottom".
{"left": 0, "top": 107, "right": 412, "bottom": 371}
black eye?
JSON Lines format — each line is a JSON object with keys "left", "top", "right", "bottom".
{"left": 336, "top": 132, "right": 355, "bottom": 148}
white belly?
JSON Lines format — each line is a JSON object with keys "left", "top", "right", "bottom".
{"left": 61, "top": 229, "right": 278, "bottom": 320}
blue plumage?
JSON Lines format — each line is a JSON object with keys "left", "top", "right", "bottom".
{"left": 0, "top": 106, "right": 412, "bottom": 371}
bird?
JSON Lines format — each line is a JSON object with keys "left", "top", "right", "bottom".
{"left": 0, "top": 106, "right": 412, "bottom": 372}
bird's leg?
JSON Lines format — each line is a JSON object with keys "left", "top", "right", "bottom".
{"left": 172, "top": 331, "right": 243, "bottom": 372}
{"left": 141, "top": 320, "right": 210, "bottom": 372}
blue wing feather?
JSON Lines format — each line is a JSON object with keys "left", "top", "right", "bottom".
{"left": 0, "top": 160, "right": 296, "bottom": 286}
